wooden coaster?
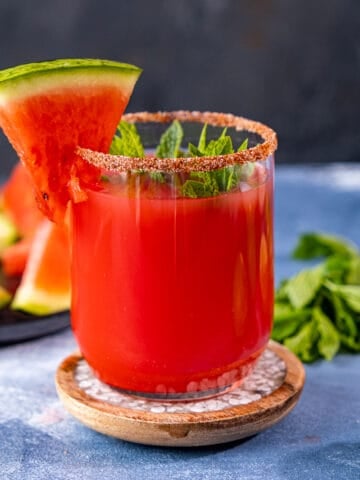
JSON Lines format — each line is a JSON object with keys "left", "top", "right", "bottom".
{"left": 55, "top": 341, "right": 305, "bottom": 447}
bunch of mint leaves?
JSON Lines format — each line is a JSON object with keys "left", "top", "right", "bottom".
{"left": 109, "top": 120, "right": 249, "bottom": 198}
{"left": 272, "top": 232, "right": 360, "bottom": 362}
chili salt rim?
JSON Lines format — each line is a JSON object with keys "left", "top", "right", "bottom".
{"left": 77, "top": 111, "right": 278, "bottom": 173}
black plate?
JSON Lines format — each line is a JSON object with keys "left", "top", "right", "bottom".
{"left": 0, "top": 309, "right": 70, "bottom": 345}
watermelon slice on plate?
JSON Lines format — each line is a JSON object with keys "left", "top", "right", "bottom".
{"left": 0, "top": 58, "right": 141, "bottom": 222}
{"left": 1, "top": 162, "right": 43, "bottom": 277}
{"left": 2, "top": 162, "right": 43, "bottom": 237}
{"left": 2, "top": 238, "right": 31, "bottom": 277}
{"left": 0, "top": 217, "right": 71, "bottom": 344}
{"left": 11, "top": 220, "right": 71, "bottom": 316}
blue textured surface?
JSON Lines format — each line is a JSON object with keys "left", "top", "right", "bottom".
{"left": 0, "top": 164, "right": 360, "bottom": 479}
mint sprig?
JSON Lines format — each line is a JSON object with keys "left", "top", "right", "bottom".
{"left": 183, "top": 123, "right": 248, "bottom": 197}
{"left": 272, "top": 232, "right": 360, "bottom": 361}
{"left": 110, "top": 120, "right": 250, "bottom": 198}
{"left": 292, "top": 232, "right": 358, "bottom": 259}
{"left": 188, "top": 125, "right": 234, "bottom": 156}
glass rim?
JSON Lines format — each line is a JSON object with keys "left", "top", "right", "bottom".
{"left": 77, "top": 110, "right": 278, "bottom": 173}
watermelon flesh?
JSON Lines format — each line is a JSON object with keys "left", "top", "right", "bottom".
{"left": 0, "top": 162, "right": 72, "bottom": 312}
{"left": 2, "top": 162, "right": 43, "bottom": 237}
{"left": 2, "top": 238, "right": 31, "bottom": 277}
{"left": 0, "top": 59, "right": 141, "bottom": 222}
{"left": 1, "top": 162, "right": 45, "bottom": 277}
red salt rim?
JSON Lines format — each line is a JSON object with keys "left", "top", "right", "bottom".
{"left": 77, "top": 111, "right": 278, "bottom": 173}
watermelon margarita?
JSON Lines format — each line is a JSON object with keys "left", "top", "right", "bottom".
{"left": 71, "top": 111, "right": 277, "bottom": 399}
{"left": 0, "top": 61, "right": 277, "bottom": 400}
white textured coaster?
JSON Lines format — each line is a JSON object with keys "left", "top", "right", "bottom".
{"left": 56, "top": 341, "right": 305, "bottom": 447}
{"left": 75, "top": 349, "right": 286, "bottom": 414}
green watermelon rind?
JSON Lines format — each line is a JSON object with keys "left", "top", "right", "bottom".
{"left": 0, "top": 58, "right": 142, "bottom": 97}
{"left": 11, "top": 292, "right": 70, "bottom": 316}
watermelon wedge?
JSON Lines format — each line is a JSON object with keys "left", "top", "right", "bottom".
{"left": 1, "top": 162, "right": 44, "bottom": 276}
{"left": 0, "top": 59, "right": 141, "bottom": 222}
{"left": 2, "top": 162, "right": 43, "bottom": 237}
{"left": 11, "top": 220, "right": 71, "bottom": 315}
{"left": 2, "top": 238, "right": 31, "bottom": 276}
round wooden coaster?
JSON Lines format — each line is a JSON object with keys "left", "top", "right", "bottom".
{"left": 55, "top": 341, "right": 305, "bottom": 447}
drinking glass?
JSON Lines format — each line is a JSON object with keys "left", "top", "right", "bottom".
{"left": 71, "top": 111, "right": 277, "bottom": 400}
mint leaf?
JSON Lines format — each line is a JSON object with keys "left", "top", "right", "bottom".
{"left": 110, "top": 121, "right": 144, "bottom": 157}
{"left": 182, "top": 180, "right": 212, "bottom": 198}
{"left": 274, "top": 303, "right": 312, "bottom": 323}
{"left": 337, "top": 308, "right": 358, "bottom": 341}
{"left": 293, "top": 232, "right": 358, "bottom": 260}
{"left": 329, "top": 292, "right": 357, "bottom": 338}
{"left": 238, "top": 138, "right": 249, "bottom": 151}
{"left": 190, "top": 172, "right": 219, "bottom": 194}
{"left": 340, "top": 335, "right": 360, "bottom": 352}
{"left": 285, "top": 264, "right": 324, "bottom": 309}
{"left": 323, "top": 255, "right": 352, "bottom": 284}
{"left": 188, "top": 138, "right": 230, "bottom": 157}
{"left": 275, "top": 279, "right": 290, "bottom": 302}
{"left": 272, "top": 303, "right": 311, "bottom": 341}
{"left": 203, "top": 136, "right": 234, "bottom": 156}
{"left": 284, "top": 320, "right": 319, "bottom": 363}
{"left": 149, "top": 172, "right": 166, "bottom": 184}
{"left": 324, "top": 281, "right": 360, "bottom": 313}
{"left": 211, "top": 166, "right": 240, "bottom": 193}
{"left": 218, "top": 127, "right": 228, "bottom": 140}
{"left": 182, "top": 171, "right": 219, "bottom": 198}
{"left": 155, "top": 120, "right": 183, "bottom": 159}
{"left": 188, "top": 143, "right": 202, "bottom": 157}
{"left": 346, "top": 256, "right": 360, "bottom": 284}
{"left": 189, "top": 125, "right": 241, "bottom": 157}
{"left": 211, "top": 168, "right": 228, "bottom": 191}
{"left": 313, "top": 307, "right": 340, "bottom": 360}
{"left": 197, "top": 123, "right": 208, "bottom": 151}
{"left": 226, "top": 167, "right": 239, "bottom": 191}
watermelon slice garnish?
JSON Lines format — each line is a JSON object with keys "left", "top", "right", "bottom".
{"left": 0, "top": 58, "right": 141, "bottom": 222}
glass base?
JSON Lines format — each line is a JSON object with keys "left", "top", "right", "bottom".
{"left": 89, "top": 349, "right": 263, "bottom": 402}
{"left": 111, "top": 380, "right": 245, "bottom": 402}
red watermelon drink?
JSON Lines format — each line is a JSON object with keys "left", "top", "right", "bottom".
{"left": 73, "top": 111, "right": 277, "bottom": 399}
